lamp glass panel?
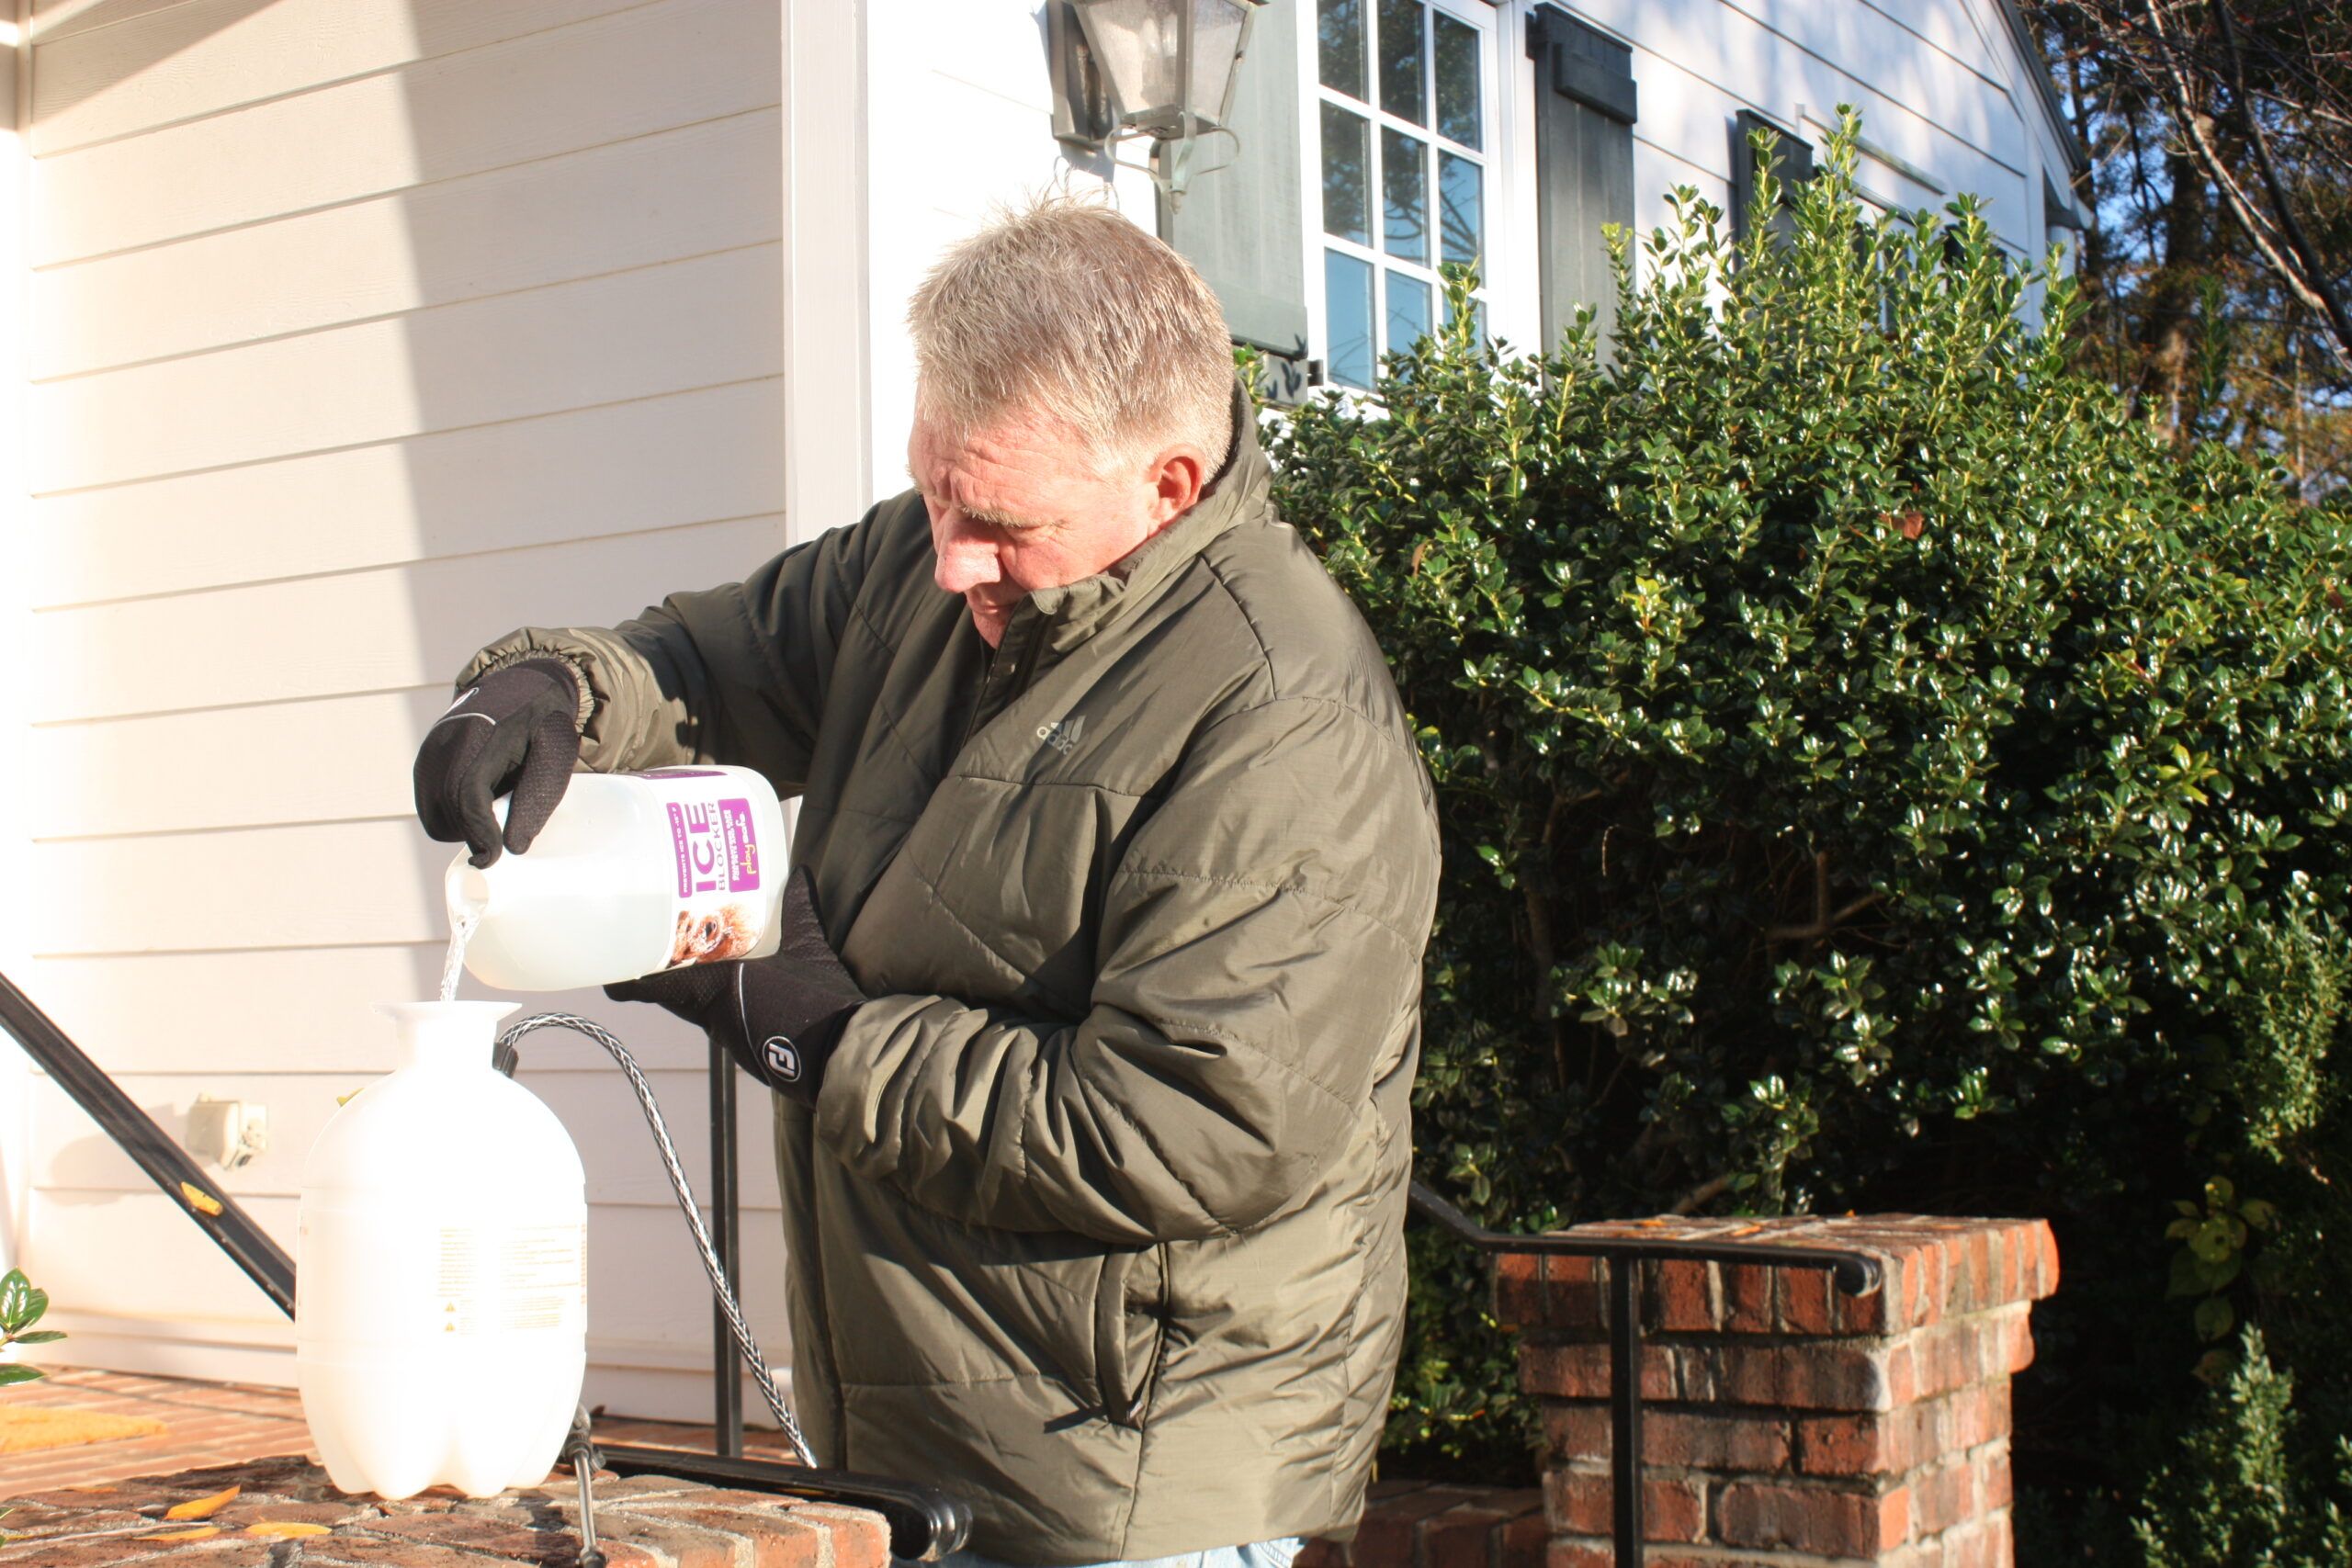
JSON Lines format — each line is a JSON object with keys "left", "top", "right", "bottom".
{"left": 1386, "top": 271, "right": 1432, "bottom": 356}
{"left": 1317, "top": 0, "right": 1366, "bottom": 98}
{"left": 1321, "top": 101, "right": 1371, "bottom": 244}
{"left": 1376, "top": 0, "right": 1424, "bottom": 125}
{"left": 1439, "top": 149, "right": 1481, "bottom": 265}
{"left": 1079, "top": 0, "right": 1186, "bottom": 118}
{"left": 1383, "top": 128, "right": 1428, "bottom": 263}
{"left": 1185, "top": 0, "right": 1252, "bottom": 123}
{"left": 1326, "top": 251, "right": 1376, "bottom": 389}
{"left": 1432, "top": 11, "right": 1480, "bottom": 148}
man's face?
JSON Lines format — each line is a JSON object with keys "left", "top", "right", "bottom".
{"left": 909, "top": 405, "right": 1207, "bottom": 648}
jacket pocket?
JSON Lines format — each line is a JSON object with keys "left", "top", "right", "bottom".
{"left": 1090, "top": 1243, "right": 1169, "bottom": 1429}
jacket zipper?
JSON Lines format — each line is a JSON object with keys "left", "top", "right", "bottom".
{"left": 957, "top": 610, "right": 1050, "bottom": 750}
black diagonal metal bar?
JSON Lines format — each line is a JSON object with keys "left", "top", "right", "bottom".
{"left": 0, "top": 969, "right": 296, "bottom": 1317}
{"left": 1409, "top": 1180, "right": 1884, "bottom": 1568}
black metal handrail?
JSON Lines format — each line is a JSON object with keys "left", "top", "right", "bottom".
{"left": 1408, "top": 1179, "right": 1883, "bottom": 1568}
{"left": 0, "top": 968, "right": 968, "bottom": 1562}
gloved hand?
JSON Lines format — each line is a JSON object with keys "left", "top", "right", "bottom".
{"left": 604, "top": 868, "right": 865, "bottom": 1103}
{"left": 413, "top": 660, "right": 584, "bottom": 867}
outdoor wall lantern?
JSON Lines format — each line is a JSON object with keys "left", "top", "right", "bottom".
{"left": 1049, "top": 0, "right": 1267, "bottom": 206}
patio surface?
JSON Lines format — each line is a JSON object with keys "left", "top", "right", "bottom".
{"left": 0, "top": 1365, "right": 793, "bottom": 1495}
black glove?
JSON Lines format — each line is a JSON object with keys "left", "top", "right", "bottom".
{"left": 413, "top": 660, "right": 583, "bottom": 867}
{"left": 604, "top": 869, "right": 865, "bottom": 1103}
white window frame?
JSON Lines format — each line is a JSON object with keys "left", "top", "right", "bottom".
{"left": 1296, "top": 0, "right": 1542, "bottom": 388}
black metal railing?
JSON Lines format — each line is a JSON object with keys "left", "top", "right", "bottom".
{"left": 1407, "top": 1180, "right": 1883, "bottom": 1568}
{"left": 0, "top": 970, "right": 968, "bottom": 1562}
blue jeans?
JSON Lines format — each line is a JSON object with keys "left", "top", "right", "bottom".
{"left": 919, "top": 1538, "right": 1306, "bottom": 1568}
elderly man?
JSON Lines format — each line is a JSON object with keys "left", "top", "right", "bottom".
{"left": 412, "top": 201, "right": 1439, "bottom": 1567}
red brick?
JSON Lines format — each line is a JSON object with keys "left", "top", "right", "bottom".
{"left": 1421, "top": 1502, "right": 1514, "bottom": 1568}
{"left": 1544, "top": 1468, "right": 1707, "bottom": 1542}
{"left": 1518, "top": 1343, "right": 1676, "bottom": 1403}
{"left": 1544, "top": 1541, "right": 1611, "bottom": 1568}
{"left": 623, "top": 1503, "right": 834, "bottom": 1568}
{"left": 1717, "top": 1480, "right": 1911, "bottom": 1555}
{"left": 1543, "top": 1404, "right": 1789, "bottom": 1471}
{"left": 1544, "top": 1255, "right": 1607, "bottom": 1331}
{"left": 1294, "top": 1541, "right": 1347, "bottom": 1568}
{"left": 1647, "top": 1259, "right": 1716, "bottom": 1333}
{"left": 1795, "top": 1382, "right": 2010, "bottom": 1475}
{"left": 1498, "top": 1507, "right": 1547, "bottom": 1568}
{"left": 301, "top": 1543, "right": 559, "bottom": 1568}
{"left": 1724, "top": 1259, "right": 1774, "bottom": 1332}
{"left": 1494, "top": 1251, "right": 1546, "bottom": 1328}
{"left": 1351, "top": 1482, "right": 1487, "bottom": 1563}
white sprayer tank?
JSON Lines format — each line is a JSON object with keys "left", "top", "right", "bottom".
{"left": 297, "top": 1001, "right": 586, "bottom": 1499}
{"left": 450, "top": 766, "right": 788, "bottom": 992}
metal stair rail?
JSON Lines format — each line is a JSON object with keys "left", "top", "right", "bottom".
{"left": 1408, "top": 1179, "right": 1885, "bottom": 1568}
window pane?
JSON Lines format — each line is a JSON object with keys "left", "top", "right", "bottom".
{"left": 1376, "top": 0, "right": 1424, "bottom": 126}
{"left": 1326, "top": 251, "right": 1377, "bottom": 389}
{"left": 1317, "top": 0, "right": 1366, "bottom": 99}
{"left": 1383, "top": 128, "right": 1428, "bottom": 263}
{"left": 1432, "top": 12, "right": 1481, "bottom": 148}
{"left": 1321, "top": 102, "right": 1371, "bottom": 244}
{"left": 1386, "top": 270, "right": 1432, "bottom": 355}
{"left": 1439, "top": 150, "right": 1482, "bottom": 266}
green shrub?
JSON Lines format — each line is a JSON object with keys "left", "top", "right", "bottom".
{"left": 2133, "top": 1330, "right": 2352, "bottom": 1567}
{"left": 1266, "top": 111, "right": 2352, "bottom": 1555}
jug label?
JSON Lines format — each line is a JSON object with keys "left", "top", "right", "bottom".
{"left": 667, "top": 799, "right": 762, "bottom": 897}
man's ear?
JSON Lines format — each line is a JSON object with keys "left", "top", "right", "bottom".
{"left": 1147, "top": 445, "right": 1211, "bottom": 527}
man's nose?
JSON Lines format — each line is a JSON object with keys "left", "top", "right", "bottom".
{"left": 933, "top": 513, "right": 1002, "bottom": 596}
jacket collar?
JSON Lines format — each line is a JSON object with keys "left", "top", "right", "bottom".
{"left": 1011, "top": 382, "right": 1269, "bottom": 656}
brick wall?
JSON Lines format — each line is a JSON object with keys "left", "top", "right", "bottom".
{"left": 1496, "top": 1215, "right": 2058, "bottom": 1567}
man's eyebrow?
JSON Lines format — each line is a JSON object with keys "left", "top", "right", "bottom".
{"left": 962, "top": 501, "right": 1048, "bottom": 530}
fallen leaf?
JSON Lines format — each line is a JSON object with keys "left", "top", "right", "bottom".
{"left": 163, "top": 1484, "right": 239, "bottom": 1520}
{"left": 137, "top": 1526, "right": 220, "bottom": 1542}
{"left": 178, "top": 1183, "right": 224, "bottom": 1218}
{"left": 245, "top": 1521, "right": 333, "bottom": 1540}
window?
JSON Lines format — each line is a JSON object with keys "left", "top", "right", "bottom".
{"left": 1312, "top": 0, "right": 1495, "bottom": 389}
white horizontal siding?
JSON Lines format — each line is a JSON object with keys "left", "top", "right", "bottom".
{"left": 34, "top": 245, "right": 782, "bottom": 493}
{"left": 32, "top": 516, "right": 779, "bottom": 723}
{"left": 30, "top": 0, "right": 656, "bottom": 155}
{"left": 31, "top": 0, "right": 775, "bottom": 265}
{"left": 17, "top": 0, "right": 790, "bottom": 1419}
{"left": 35, "top": 108, "right": 782, "bottom": 378}
{"left": 28, "top": 380, "right": 786, "bottom": 609}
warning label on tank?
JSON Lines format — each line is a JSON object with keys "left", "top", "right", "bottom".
{"left": 435, "top": 1224, "right": 584, "bottom": 1337}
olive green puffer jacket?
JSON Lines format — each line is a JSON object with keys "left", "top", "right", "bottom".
{"left": 458, "top": 406, "right": 1440, "bottom": 1562}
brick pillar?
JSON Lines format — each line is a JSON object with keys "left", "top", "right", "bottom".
{"left": 1494, "top": 1215, "right": 2058, "bottom": 1568}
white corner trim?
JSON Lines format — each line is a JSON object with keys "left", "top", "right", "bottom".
{"left": 780, "top": 0, "right": 874, "bottom": 549}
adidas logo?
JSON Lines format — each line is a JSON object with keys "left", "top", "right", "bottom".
{"left": 1035, "top": 715, "right": 1085, "bottom": 756}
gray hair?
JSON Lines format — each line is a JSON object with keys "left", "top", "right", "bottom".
{"left": 907, "top": 197, "right": 1235, "bottom": 476}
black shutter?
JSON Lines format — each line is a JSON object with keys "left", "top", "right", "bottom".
{"left": 1160, "top": 0, "right": 1309, "bottom": 367}
{"left": 1730, "top": 107, "right": 1814, "bottom": 250}
{"left": 1528, "top": 7, "right": 1636, "bottom": 355}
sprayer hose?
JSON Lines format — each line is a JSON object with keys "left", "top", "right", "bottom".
{"left": 493, "top": 1011, "right": 818, "bottom": 1469}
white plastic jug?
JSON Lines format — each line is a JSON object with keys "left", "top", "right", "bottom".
{"left": 297, "top": 1001, "right": 587, "bottom": 1499}
{"left": 449, "top": 766, "right": 787, "bottom": 992}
